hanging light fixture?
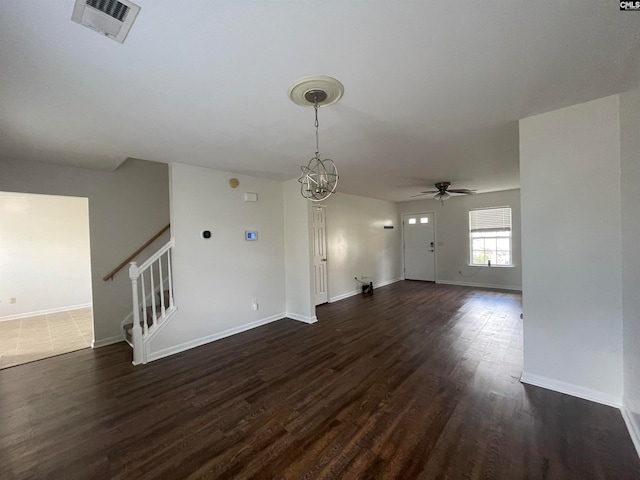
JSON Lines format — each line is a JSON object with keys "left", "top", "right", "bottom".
{"left": 288, "top": 76, "right": 344, "bottom": 202}
{"left": 434, "top": 192, "right": 450, "bottom": 204}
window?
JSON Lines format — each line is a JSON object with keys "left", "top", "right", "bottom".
{"left": 469, "top": 207, "right": 512, "bottom": 266}
{"left": 420, "top": 217, "right": 429, "bottom": 224}
{"left": 408, "top": 218, "right": 417, "bottom": 224}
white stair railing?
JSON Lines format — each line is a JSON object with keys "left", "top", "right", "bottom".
{"left": 129, "top": 238, "right": 175, "bottom": 365}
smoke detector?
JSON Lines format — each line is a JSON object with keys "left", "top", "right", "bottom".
{"left": 72, "top": 0, "right": 141, "bottom": 44}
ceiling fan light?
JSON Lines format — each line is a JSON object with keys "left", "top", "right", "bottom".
{"left": 434, "top": 191, "right": 450, "bottom": 205}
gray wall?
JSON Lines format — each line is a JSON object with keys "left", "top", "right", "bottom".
{"left": 519, "top": 94, "right": 623, "bottom": 404}
{"left": 621, "top": 87, "right": 640, "bottom": 440}
{"left": 0, "top": 157, "right": 170, "bottom": 344}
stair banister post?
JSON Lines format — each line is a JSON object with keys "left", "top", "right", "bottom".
{"left": 129, "top": 261, "right": 144, "bottom": 365}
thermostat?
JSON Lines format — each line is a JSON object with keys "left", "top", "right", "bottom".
{"left": 245, "top": 231, "right": 258, "bottom": 241}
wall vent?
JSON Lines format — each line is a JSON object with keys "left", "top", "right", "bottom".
{"left": 72, "top": 0, "right": 141, "bottom": 44}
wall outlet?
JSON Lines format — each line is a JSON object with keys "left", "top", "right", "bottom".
{"left": 252, "top": 300, "right": 259, "bottom": 311}
{"left": 9, "top": 297, "right": 16, "bottom": 304}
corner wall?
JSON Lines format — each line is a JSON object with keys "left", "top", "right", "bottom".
{"left": 621, "top": 87, "right": 640, "bottom": 451}
{"left": 0, "top": 157, "right": 170, "bottom": 345}
{"left": 148, "top": 163, "right": 286, "bottom": 358}
{"left": 519, "top": 94, "right": 623, "bottom": 405}
{"left": 324, "top": 193, "right": 402, "bottom": 302}
{"left": 283, "top": 179, "right": 315, "bottom": 322}
{"left": 398, "top": 189, "right": 522, "bottom": 290}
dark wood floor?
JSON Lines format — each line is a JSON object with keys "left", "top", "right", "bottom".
{"left": 1, "top": 281, "right": 638, "bottom": 479}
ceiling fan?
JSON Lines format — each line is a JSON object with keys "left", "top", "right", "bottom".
{"left": 412, "top": 182, "right": 476, "bottom": 204}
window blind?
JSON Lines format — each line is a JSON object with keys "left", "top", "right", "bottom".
{"left": 469, "top": 207, "right": 511, "bottom": 232}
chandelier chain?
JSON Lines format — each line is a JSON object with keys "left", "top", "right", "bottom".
{"left": 314, "top": 102, "right": 320, "bottom": 156}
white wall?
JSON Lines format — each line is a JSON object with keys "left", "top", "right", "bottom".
{"left": 0, "top": 157, "right": 170, "bottom": 344}
{"left": 621, "top": 87, "right": 640, "bottom": 444}
{"left": 519, "top": 94, "right": 623, "bottom": 405}
{"left": 398, "top": 190, "right": 522, "bottom": 290}
{"left": 283, "top": 178, "right": 315, "bottom": 322}
{"left": 0, "top": 192, "right": 91, "bottom": 319}
{"left": 324, "top": 193, "right": 402, "bottom": 302}
{"left": 149, "top": 163, "right": 286, "bottom": 357}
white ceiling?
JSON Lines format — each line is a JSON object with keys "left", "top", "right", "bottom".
{"left": 1, "top": 1, "right": 639, "bottom": 202}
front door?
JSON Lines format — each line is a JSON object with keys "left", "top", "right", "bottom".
{"left": 403, "top": 212, "right": 435, "bottom": 281}
{"left": 312, "top": 206, "right": 328, "bottom": 305}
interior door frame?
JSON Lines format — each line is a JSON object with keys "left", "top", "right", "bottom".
{"left": 401, "top": 211, "right": 437, "bottom": 281}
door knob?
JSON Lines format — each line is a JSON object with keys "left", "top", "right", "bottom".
{"left": 321, "top": 258, "right": 327, "bottom": 261}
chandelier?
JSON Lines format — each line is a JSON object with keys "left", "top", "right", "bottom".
{"left": 288, "top": 76, "right": 344, "bottom": 202}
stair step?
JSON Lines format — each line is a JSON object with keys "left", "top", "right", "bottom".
{"left": 145, "top": 304, "right": 164, "bottom": 319}
{"left": 123, "top": 303, "right": 174, "bottom": 343}
{"left": 160, "top": 290, "right": 171, "bottom": 305}
{"left": 123, "top": 292, "right": 173, "bottom": 347}
{"left": 123, "top": 324, "right": 133, "bottom": 344}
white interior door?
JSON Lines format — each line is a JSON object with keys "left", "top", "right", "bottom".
{"left": 403, "top": 212, "right": 435, "bottom": 281}
{"left": 312, "top": 206, "right": 328, "bottom": 305}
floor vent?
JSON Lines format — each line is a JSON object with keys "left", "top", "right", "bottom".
{"left": 72, "top": 0, "right": 141, "bottom": 44}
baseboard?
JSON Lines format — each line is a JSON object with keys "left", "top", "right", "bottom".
{"left": 286, "top": 312, "right": 317, "bottom": 324}
{"left": 522, "top": 372, "right": 638, "bottom": 458}
{"left": 621, "top": 405, "right": 640, "bottom": 458}
{"left": 146, "top": 313, "right": 285, "bottom": 363}
{"left": 329, "top": 277, "right": 402, "bottom": 303}
{"left": 520, "top": 371, "right": 622, "bottom": 408}
{"left": 92, "top": 334, "right": 124, "bottom": 348}
{"left": 1, "top": 303, "right": 93, "bottom": 322}
{"left": 376, "top": 277, "right": 403, "bottom": 288}
{"left": 436, "top": 280, "right": 522, "bottom": 291}
{"left": 329, "top": 289, "right": 359, "bottom": 303}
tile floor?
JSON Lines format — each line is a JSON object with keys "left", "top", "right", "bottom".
{"left": 0, "top": 307, "right": 93, "bottom": 369}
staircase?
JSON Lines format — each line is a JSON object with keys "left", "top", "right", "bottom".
{"left": 123, "top": 289, "right": 170, "bottom": 343}
{"left": 125, "top": 238, "right": 177, "bottom": 365}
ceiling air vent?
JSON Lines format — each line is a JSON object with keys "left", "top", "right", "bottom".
{"left": 72, "top": 0, "right": 141, "bottom": 44}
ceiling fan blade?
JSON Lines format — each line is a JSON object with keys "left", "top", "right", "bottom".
{"left": 410, "top": 193, "right": 432, "bottom": 197}
{"left": 419, "top": 190, "right": 439, "bottom": 194}
{"left": 448, "top": 189, "right": 477, "bottom": 194}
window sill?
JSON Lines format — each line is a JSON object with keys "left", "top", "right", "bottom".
{"left": 467, "top": 264, "right": 515, "bottom": 268}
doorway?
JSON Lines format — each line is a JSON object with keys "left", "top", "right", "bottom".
{"left": 312, "top": 206, "right": 328, "bottom": 305}
{"left": 402, "top": 212, "right": 436, "bottom": 281}
{"left": 0, "top": 192, "right": 94, "bottom": 369}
